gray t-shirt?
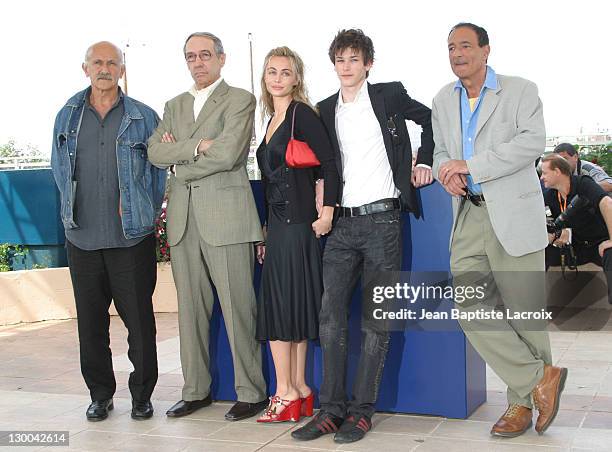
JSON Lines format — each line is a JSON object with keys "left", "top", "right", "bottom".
{"left": 577, "top": 159, "right": 612, "bottom": 185}
{"left": 65, "top": 89, "right": 145, "bottom": 250}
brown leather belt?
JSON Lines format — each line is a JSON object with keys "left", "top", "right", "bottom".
{"left": 338, "top": 198, "right": 400, "bottom": 218}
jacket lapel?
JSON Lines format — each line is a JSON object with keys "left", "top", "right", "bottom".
{"left": 188, "top": 80, "right": 229, "bottom": 138}
{"left": 368, "top": 83, "right": 393, "bottom": 155}
{"left": 450, "top": 88, "right": 462, "bottom": 159}
{"left": 320, "top": 94, "right": 342, "bottom": 170}
{"left": 474, "top": 83, "right": 502, "bottom": 143}
{"left": 175, "top": 94, "right": 195, "bottom": 137}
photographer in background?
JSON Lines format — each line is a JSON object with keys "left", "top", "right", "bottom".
{"left": 554, "top": 143, "right": 612, "bottom": 192}
{"left": 540, "top": 154, "right": 612, "bottom": 303}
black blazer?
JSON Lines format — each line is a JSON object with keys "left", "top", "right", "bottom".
{"left": 317, "top": 82, "right": 434, "bottom": 218}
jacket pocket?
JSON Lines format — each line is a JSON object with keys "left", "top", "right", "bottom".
{"left": 130, "top": 141, "right": 147, "bottom": 156}
{"left": 57, "top": 133, "right": 67, "bottom": 147}
{"left": 130, "top": 142, "right": 148, "bottom": 176}
{"left": 55, "top": 132, "right": 71, "bottom": 183}
{"left": 519, "top": 189, "right": 541, "bottom": 199}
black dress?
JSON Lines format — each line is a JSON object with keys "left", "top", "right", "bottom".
{"left": 255, "top": 101, "right": 339, "bottom": 342}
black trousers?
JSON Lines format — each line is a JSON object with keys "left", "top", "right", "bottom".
{"left": 66, "top": 235, "right": 158, "bottom": 402}
{"left": 319, "top": 209, "right": 402, "bottom": 418}
{"left": 545, "top": 242, "right": 612, "bottom": 303}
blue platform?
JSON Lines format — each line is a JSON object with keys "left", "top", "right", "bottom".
{"left": 0, "top": 169, "right": 67, "bottom": 269}
{"left": 209, "top": 181, "right": 486, "bottom": 419}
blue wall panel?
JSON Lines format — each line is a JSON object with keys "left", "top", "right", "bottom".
{"left": 0, "top": 169, "right": 64, "bottom": 245}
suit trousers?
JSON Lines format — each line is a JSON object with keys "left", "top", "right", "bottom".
{"left": 170, "top": 203, "right": 266, "bottom": 403}
{"left": 450, "top": 201, "right": 552, "bottom": 409}
{"left": 66, "top": 236, "right": 158, "bottom": 402}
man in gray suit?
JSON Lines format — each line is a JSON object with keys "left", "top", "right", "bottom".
{"left": 432, "top": 23, "right": 567, "bottom": 438}
{"left": 148, "top": 32, "right": 267, "bottom": 421}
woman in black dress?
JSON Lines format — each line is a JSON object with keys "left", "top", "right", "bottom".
{"left": 256, "top": 46, "right": 339, "bottom": 423}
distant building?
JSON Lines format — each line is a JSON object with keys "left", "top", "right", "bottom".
{"left": 545, "top": 130, "right": 611, "bottom": 154}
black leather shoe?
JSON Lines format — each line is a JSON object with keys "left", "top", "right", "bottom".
{"left": 166, "top": 395, "right": 212, "bottom": 418}
{"left": 131, "top": 399, "right": 154, "bottom": 420}
{"left": 334, "top": 414, "right": 371, "bottom": 443}
{"left": 291, "top": 411, "right": 344, "bottom": 440}
{"left": 86, "top": 399, "right": 113, "bottom": 422}
{"left": 224, "top": 400, "right": 268, "bottom": 421}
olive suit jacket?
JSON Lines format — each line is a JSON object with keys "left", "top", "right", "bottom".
{"left": 148, "top": 80, "right": 263, "bottom": 247}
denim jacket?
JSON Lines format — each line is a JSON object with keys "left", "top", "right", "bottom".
{"left": 51, "top": 88, "right": 166, "bottom": 238}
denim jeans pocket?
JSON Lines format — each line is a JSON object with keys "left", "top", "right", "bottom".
{"left": 370, "top": 209, "right": 400, "bottom": 224}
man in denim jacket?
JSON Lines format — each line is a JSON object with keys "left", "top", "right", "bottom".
{"left": 51, "top": 41, "right": 166, "bottom": 422}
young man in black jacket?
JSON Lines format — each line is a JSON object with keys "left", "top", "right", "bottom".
{"left": 292, "top": 29, "right": 434, "bottom": 444}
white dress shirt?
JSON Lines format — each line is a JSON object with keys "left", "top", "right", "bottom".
{"left": 335, "top": 80, "right": 399, "bottom": 207}
{"left": 189, "top": 77, "right": 224, "bottom": 120}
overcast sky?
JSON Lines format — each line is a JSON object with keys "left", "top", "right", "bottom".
{"left": 2, "top": 0, "right": 611, "bottom": 155}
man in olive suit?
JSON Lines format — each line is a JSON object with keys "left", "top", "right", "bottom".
{"left": 148, "top": 32, "right": 267, "bottom": 421}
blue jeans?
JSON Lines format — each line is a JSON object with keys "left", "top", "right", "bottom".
{"left": 319, "top": 209, "right": 402, "bottom": 418}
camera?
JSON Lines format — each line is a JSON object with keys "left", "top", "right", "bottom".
{"left": 546, "top": 195, "right": 590, "bottom": 239}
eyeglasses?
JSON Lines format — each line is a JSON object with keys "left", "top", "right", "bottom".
{"left": 185, "top": 51, "right": 213, "bottom": 63}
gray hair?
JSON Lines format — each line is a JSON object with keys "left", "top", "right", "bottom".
{"left": 183, "top": 32, "right": 224, "bottom": 55}
{"left": 84, "top": 41, "right": 124, "bottom": 65}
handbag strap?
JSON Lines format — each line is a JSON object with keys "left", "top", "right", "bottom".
{"left": 290, "top": 102, "right": 298, "bottom": 139}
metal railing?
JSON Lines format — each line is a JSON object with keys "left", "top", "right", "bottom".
{"left": 0, "top": 157, "right": 50, "bottom": 170}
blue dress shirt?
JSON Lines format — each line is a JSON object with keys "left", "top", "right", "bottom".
{"left": 454, "top": 66, "right": 498, "bottom": 195}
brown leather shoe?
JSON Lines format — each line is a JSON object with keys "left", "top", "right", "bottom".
{"left": 490, "top": 404, "right": 533, "bottom": 437}
{"left": 532, "top": 365, "right": 568, "bottom": 434}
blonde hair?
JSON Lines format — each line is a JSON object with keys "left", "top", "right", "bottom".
{"left": 542, "top": 154, "right": 572, "bottom": 177}
{"left": 259, "top": 46, "right": 312, "bottom": 122}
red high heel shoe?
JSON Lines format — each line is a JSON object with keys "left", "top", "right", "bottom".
{"left": 300, "top": 392, "right": 315, "bottom": 417}
{"left": 257, "top": 396, "right": 302, "bottom": 423}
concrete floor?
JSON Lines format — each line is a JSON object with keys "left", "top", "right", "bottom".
{"left": 1, "top": 269, "right": 611, "bottom": 451}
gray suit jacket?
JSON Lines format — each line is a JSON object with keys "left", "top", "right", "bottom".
{"left": 432, "top": 74, "right": 548, "bottom": 257}
{"left": 148, "top": 80, "right": 263, "bottom": 247}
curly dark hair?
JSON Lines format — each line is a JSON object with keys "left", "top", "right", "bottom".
{"left": 328, "top": 29, "right": 374, "bottom": 76}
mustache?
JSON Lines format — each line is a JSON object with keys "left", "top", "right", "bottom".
{"left": 96, "top": 73, "right": 113, "bottom": 80}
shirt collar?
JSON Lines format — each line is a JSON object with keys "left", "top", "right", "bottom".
{"left": 454, "top": 66, "right": 497, "bottom": 94}
{"left": 84, "top": 86, "right": 124, "bottom": 108}
{"left": 189, "top": 77, "right": 224, "bottom": 98}
{"left": 337, "top": 79, "right": 369, "bottom": 109}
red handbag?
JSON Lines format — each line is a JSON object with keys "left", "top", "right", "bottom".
{"left": 285, "top": 103, "right": 321, "bottom": 168}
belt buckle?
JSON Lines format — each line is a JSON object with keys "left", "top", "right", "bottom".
{"left": 466, "top": 192, "right": 482, "bottom": 207}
